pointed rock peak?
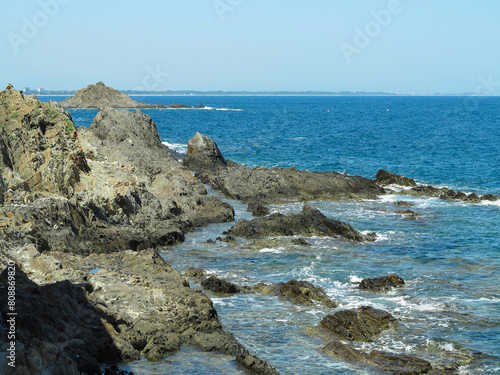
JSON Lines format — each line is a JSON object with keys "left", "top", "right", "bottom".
{"left": 95, "top": 81, "right": 106, "bottom": 87}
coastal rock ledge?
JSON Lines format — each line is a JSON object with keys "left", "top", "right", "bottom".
{"left": 0, "top": 89, "right": 277, "bottom": 374}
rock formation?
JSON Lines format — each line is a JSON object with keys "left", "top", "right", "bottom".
{"left": 60, "top": 82, "right": 200, "bottom": 109}
{"left": 0, "top": 89, "right": 277, "bottom": 374}
{"left": 184, "top": 133, "right": 386, "bottom": 205}
{"left": 226, "top": 204, "right": 372, "bottom": 242}
{"left": 359, "top": 274, "right": 405, "bottom": 292}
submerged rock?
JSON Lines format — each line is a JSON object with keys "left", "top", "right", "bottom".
{"left": 396, "top": 209, "right": 422, "bottom": 220}
{"left": 320, "top": 306, "right": 396, "bottom": 342}
{"left": 226, "top": 204, "right": 371, "bottom": 242}
{"left": 253, "top": 279, "right": 338, "bottom": 308}
{"left": 322, "top": 341, "right": 433, "bottom": 374}
{"left": 359, "top": 274, "right": 405, "bottom": 292}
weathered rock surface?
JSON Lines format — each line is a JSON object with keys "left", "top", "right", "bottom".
{"left": 226, "top": 204, "right": 371, "bottom": 242}
{"left": 0, "top": 90, "right": 234, "bottom": 255}
{"left": 0, "top": 89, "right": 277, "bottom": 374}
{"left": 376, "top": 169, "right": 418, "bottom": 187}
{"left": 60, "top": 82, "right": 196, "bottom": 109}
{"left": 320, "top": 306, "right": 397, "bottom": 342}
{"left": 183, "top": 133, "right": 386, "bottom": 204}
{"left": 253, "top": 279, "right": 338, "bottom": 308}
{"left": 359, "top": 274, "right": 405, "bottom": 292}
{"left": 0, "top": 246, "right": 278, "bottom": 375}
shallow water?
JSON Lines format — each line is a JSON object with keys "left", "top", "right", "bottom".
{"left": 45, "top": 95, "right": 500, "bottom": 374}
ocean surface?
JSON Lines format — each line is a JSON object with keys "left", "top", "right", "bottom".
{"left": 42, "top": 95, "right": 500, "bottom": 374}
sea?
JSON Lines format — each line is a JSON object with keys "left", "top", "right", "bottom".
{"left": 41, "top": 95, "right": 500, "bottom": 374}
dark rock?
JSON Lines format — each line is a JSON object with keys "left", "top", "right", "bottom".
{"left": 320, "top": 306, "right": 396, "bottom": 341}
{"left": 201, "top": 275, "right": 241, "bottom": 294}
{"left": 359, "top": 274, "right": 405, "bottom": 292}
{"left": 291, "top": 238, "right": 312, "bottom": 246}
{"left": 60, "top": 82, "right": 195, "bottom": 109}
{"left": 481, "top": 193, "right": 498, "bottom": 201}
{"left": 322, "top": 341, "right": 433, "bottom": 374}
{"left": 247, "top": 202, "right": 270, "bottom": 216}
{"left": 376, "top": 169, "right": 417, "bottom": 187}
{"left": 227, "top": 204, "right": 371, "bottom": 242}
{"left": 253, "top": 279, "right": 338, "bottom": 308}
{"left": 394, "top": 200, "right": 414, "bottom": 207}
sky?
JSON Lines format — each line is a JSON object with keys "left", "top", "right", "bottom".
{"left": 1, "top": 0, "right": 499, "bottom": 93}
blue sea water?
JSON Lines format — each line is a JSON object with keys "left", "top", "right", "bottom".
{"left": 43, "top": 95, "right": 500, "bottom": 374}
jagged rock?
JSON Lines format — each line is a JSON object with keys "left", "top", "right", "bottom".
{"left": 253, "top": 279, "right": 338, "bottom": 308}
{"left": 226, "top": 204, "right": 371, "bottom": 242}
{"left": 322, "top": 341, "right": 433, "bottom": 374}
{"left": 247, "top": 202, "right": 270, "bottom": 216}
{"left": 60, "top": 82, "right": 194, "bottom": 109}
{"left": 376, "top": 169, "right": 417, "bottom": 187}
{"left": 0, "top": 247, "right": 278, "bottom": 374}
{"left": 359, "top": 274, "right": 405, "bottom": 292}
{"left": 201, "top": 275, "right": 241, "bottom": 294}
{"left": 320, "top": 306, "right": 396, "bottom": 341}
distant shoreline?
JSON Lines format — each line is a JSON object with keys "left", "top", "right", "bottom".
{"left": 36, "top": 93, "right": 499, "bottom": 97}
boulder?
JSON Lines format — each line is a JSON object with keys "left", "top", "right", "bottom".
{"left": 359, "top": 274, "right": 405, "bottom": 292}
{"left": 253, "top": 279, "right": 338, "bottom": 308}
{"left": 226, "top": 204, "right": 371, "bottom": 242}
{"left": 320, "top": 306, "right": 396, "bottom": 341}
{"left": 183, "top": 132, "right": 227, "bottom": 183}
{"left": 375, "top": 169, "right": 417, "bottom": 187}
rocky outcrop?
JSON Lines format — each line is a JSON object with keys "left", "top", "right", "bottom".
{"left": 183, "top": 133, "right": 386, "bottom": 204}
{"left": 320, "top": 306, "right": 397, "bottom": 342}
{"left": 359, "top": 274, "right": 405, "bottom": 292}
{"left": 60, "top": 82, "right": 196, "bottom": 109}
{"left": 396, "top": 209, "right": 422, "bottom": 220}
{"left": 0, "top": 246, "right": 278, "bottom": 375}
{"left": 375, "top": 169, "right": 417, "bottom": 186}
{"left": 376, "top": 170, "right": 499, "bottom": 203}
{"left": 0, "top": 90, "right": 234, "bottom": 255}
{"left": 226, "top": 204, "right": 372, "bottom": 242}
{"left": 253, "top": 279, "right": 338, "bottom": 308}
{"left": 0, "top": 90, "right": 278, "bottom": 374}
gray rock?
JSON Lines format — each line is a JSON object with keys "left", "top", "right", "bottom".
{"left": 226, "top": 204, "right": 371, "bottom": 242}
{"left": 320, "top": 306, "right": 397, "bottom": 342}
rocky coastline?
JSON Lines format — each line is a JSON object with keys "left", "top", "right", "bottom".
{"left": 1, "top": 86, "right": 494, "bottom": 374}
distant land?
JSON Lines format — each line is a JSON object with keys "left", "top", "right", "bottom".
{"left": 16, "top": 88, "right": 498, "bottom": 97}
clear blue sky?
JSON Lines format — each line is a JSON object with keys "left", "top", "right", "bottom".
{"left": 1, "top": 0, "right": 499, "bottom": 93}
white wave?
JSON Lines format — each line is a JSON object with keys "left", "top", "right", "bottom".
{"left": 198, "top": 106, "right": 243, "bottom": 111}
{"left": 162, "top": 141, "right": 187, "bottom": 154}
{"left": 480, "top": 199, "right": 500, "bottom": 207}
{"left": 349, "top": 275, "right": 363, "bottom": 284}
{"left": 259, "top": 247, "right": 283, "bottom": 254}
